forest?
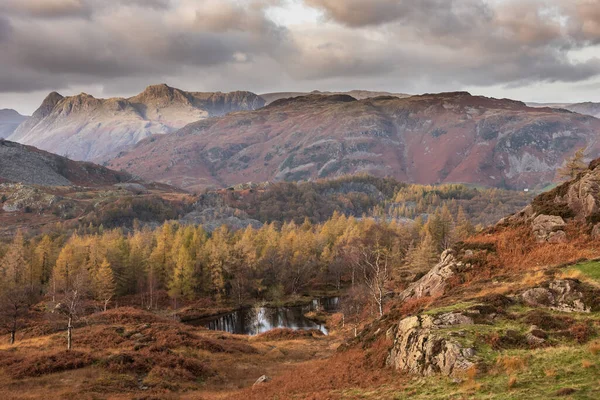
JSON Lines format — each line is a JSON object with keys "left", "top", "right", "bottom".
{"left": 0, "top": 203, "right": 469, "bottom": 345}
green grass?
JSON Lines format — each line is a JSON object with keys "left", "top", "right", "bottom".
{"left": 568, "top": 261, "right": 600, "bottom": 282}
{"left": 338, "top": 344, "right": 600, "bottom": 399}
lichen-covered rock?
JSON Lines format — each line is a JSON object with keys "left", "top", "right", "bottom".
{"left": 386, "top": 313, "right": 475, "bottom": 376}
{"left": 400, "top": 250, "right": 467, "bottom": 301}
{"left": 521, "top": 279, "right": 598, "bottom": 313}
{"left": 531, "top": 214, "right": 567, "bottom": 243}
{"left": 592, "top": 223, "right": 600, "bottom": 239}
{"left": 565, "top": 170, "right": 600, "bottom": 218}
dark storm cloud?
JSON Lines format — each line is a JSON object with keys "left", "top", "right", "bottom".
{"left": 0, "top": 0, "right": 91, "bottom": 19}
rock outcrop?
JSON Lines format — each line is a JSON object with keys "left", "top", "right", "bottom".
{"left": 531, "top": 214, "right": 567, "bottom": 243}
{"left": 400, "top": 250, "right": 467, "bottom": 301}
{"left": 386, "top": 313, "right": 476, "bottom": 376}
{"left": 520, "top": 279, "right": 599, "bottom": 313}
{"left": 0, "top": 140, "right": 130, "bottom": 187}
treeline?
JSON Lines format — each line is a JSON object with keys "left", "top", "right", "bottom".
{"left": 213, "top": 177, "right": 532, "bottom": 227}
{"left": 214, "top": 175, "right": 406, "bottom": 224}
{"left": 378, "top": 183, "right": 534, "bottom": 226}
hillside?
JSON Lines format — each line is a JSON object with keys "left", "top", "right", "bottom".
{"left": 259, "top": 89, "right": 411, "bottom": 104}
{"left": 0, "top": 109, "right": 27, "bottom": 138}
{"left": 110, "top": 92, "right": 600, "bottom": 191}
{"left": 1, "top": 158, "right": 599, "bottom": 400}
{"left": 564, "top": 102, "right": 600, "bottom": 118}
{"left": 0, "top": 140, "right": 131, "bottom": 187}
{"left": 528, "top": 101, "right": 600, "bottom": 118}
{"left": 237, "top": 157, "right": 600, "bottom": 400}
{"left": 8, "top": 84, "right": 265, "bottom": 162}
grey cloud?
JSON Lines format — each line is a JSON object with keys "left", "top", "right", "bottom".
{"left": 1, "top": 0, "right": 600, "bottom": 109}
{"left": 0, "top": 0, "right": 91, "bottom": 19}
{"left": 0, "top": 0, "right": 291, "bottom": 93}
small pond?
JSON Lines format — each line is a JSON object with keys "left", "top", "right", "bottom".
{"left": 187, "top": 297, "right": 340, "bottom": 336}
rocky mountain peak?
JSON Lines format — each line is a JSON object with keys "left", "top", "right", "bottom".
{"left": 133, "top": 83, "right": 191, "bottom": 105}
{"left": 34, "top": 91, "right": 64, "bottom": 118}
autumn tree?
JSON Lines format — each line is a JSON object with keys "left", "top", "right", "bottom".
{"left": 0, "top": 230, "right": 39, "bottom": 344}
{"left": 559, "top": 148, "right": 587, "bottom": 180}
{"left": 92, "top": 259, "right": 116, "bottom": 312}
{"left": 405, "top": 233, "right": 440, "bottom": 273}
{"left": 168, "top": 246, "right": 196, "bottom": 311}
{"left": 0, "top": 284, "right": 37, "bottom": 344}
{"left": 455, "top": 206, "right": 475, "bottom": 241}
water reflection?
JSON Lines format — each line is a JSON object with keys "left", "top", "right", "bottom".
{"left": 188, "top": 297, "right": 339, "bottom": 336}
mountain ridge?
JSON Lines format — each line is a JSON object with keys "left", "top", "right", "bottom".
{"left": 0, "top": 109, "right": 27, "bottom": 139}
{"left": 109, "top": 91, "right": 600, "bottom": 192}
{"left": 8, "top": 84, "right": 265, "bottom": 162}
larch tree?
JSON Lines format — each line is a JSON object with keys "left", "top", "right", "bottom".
{"left": 558, "top": 148, "right": 587, "bottom": 180}
{"left": 455, "top": 206, "right": 475, "bottom": 241}
{"left": 0, "top": 232, "right": 38, "bottom": 345}
{"left": 168, "top": 246, "right": 196, "bottom": 314}
{"left": 93, "top": 258, "right": 116, "bottom": 312}
{"left": 2, "top": 230, "right": 28, "bottom": 286}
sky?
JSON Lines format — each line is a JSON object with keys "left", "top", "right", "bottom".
{"left": 0, "top": 0, "right": 600, "bottom": 115}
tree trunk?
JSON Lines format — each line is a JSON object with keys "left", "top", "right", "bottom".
{"left": 103, "top": 299, "right": 109, "bottom": 312}
{"left": 67, "top": 316, "right": 73, "bottom": 351}
{"left": 9, "top": 330, "right": 15, "bottom": 345}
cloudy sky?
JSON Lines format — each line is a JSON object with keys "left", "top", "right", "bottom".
{"left": 1, "top": 0, "right": 599, "bottom": 114}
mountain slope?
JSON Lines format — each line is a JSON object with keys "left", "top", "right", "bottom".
{"left": 0, "top": 139, "right": 130, "bottom": 186}
{"left": 0, "top": 109, "right": 27, "bottom": 138}
{"left": 109, "top": 92, "right": 600, "bottom": 192}
{"left": 527, "top": 101, "right": 600, "bottom": 118}
{"left": 8, "top": 84, "right": 265, "bottom": 162}
{"left": 260, "top": 89, "right": 411, "bottom": 104}
{"left": 564, "top": 102, "right": 600, "bottom": 118}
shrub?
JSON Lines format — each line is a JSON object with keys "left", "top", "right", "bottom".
{"left": 9, "top": 351, "right": 94, "bottom": 378}
{"left": 496, "top": 355, "right": 526, "bottom": 374}
{"left": 569, "top": 322, "right": 593, "bottom": 344}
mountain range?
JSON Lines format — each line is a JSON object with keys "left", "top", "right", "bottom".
{"left": 7, "top": 84, "right": 265, "bottom": 162}
{"left": 108, "top": 92, "right": 600, "bottom": 191}
{"left": 0, "top": 109, "right": 27, "bottom": 138}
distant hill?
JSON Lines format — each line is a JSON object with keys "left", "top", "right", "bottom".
{"left": 109, "top": 91, "right": 600, "bottom": 191}
{"left": 0, "top": 109, "right": 27, "bottom": 139}
{"left": 0, "top": 139, "right": 131, "bottom": 186}
{"left": 259, "top": 90, "right": 411, "bottom": 104}
{"left": 8, "top": 84, "right": 265, "bottom": 162}
{"left": 527, "top": 101, "right": 600, "bottom": 118}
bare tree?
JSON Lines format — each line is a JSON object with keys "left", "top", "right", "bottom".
{"left": 340, "top": 286, "right": 369, "bottom": 337}
{"left": 50, "top": 269, "right": 88, "bottom": 351}
{"left": 0, "top": 286, "right": 38, "bottom": 344}
{"left": 359, "top": 240, "right": 393, "bottom": 317}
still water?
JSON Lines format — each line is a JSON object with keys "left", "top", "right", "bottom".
{"left": 188, "top": 297, "right": 340, "bottom": 336}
